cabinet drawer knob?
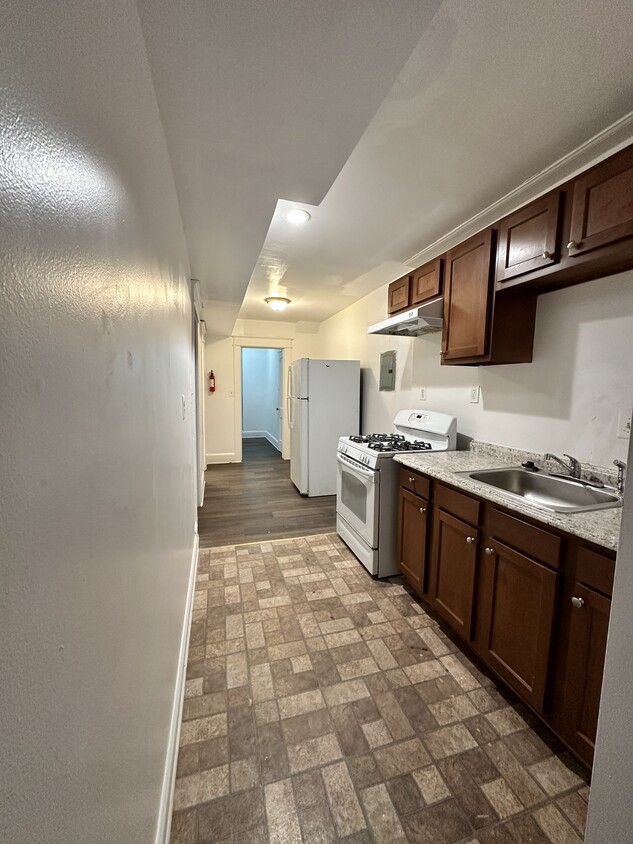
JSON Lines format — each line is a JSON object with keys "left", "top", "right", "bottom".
{"left": 408, "top": 477, "right": 416, "bottom": 483}
{"left": 541, "top": 251, "right": 552, "bottom": 260}
{"left": 484, "top": 547, "right": 495, "bottom": 556}
{"left": 466, "top": 536, "right": 476, "bottom": 545}
{"left": 567, "top": 240, "right": 581, "bottom": 250}
{"left": 571, "top": 596, "right": 585, "bottom": 609}
{"left": 419, "top": 507, "right": 426, "bottom": 514}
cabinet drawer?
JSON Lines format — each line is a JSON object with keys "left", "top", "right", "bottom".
{"left": 575, "top": 545, "right": 615, "bottom": 597}
{"left": 488, "top": 507, "right": 561, "bottom": 569}
{"left": 435, "top": 483, "right": 480, "bottom": 526}
{"left": 399, "top": 467, "right": 430, "bottom": 498}
{"left": 388, "top": 275, "right": 411, "bottom": 314}
{"left": 411, "top": 257, "right": 443, "bottom": 305}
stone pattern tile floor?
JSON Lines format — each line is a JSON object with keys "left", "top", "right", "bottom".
{"left": 170, "top": 534, "right": 589, "bottom": 844}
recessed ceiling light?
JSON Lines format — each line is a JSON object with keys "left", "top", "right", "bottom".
{"left": 265, "top": 297, "right": 291, "bottom": 311}
{"left": 284, "top": 208, "right": 311, "bottom": 225}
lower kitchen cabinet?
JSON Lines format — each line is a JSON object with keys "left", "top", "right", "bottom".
{"left": 396, "top": 469, "right": 615, "bottom": 768}
{"left": 563, "top": 582, "right": 610, "bottom": 764}
{"left": 479, "top": 539, "right": 558, "bottom": 712}
{"left": 431, "top": 509, "right": 478, "bottom": 640}
{"left": 397, "top": 486, "right": 429, "bottom": 595}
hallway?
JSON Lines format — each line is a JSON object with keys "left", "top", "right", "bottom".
{"left": 199, "top": 439, "right": 337, "bottom": 548}
{"left": 171, "top": 533, "right": 589, "bottom": 844}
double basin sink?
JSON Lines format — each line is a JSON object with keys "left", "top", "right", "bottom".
{"left": 454, "top": 466, "right": 622, "bottom": 514}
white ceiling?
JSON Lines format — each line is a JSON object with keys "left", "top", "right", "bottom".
{"left": 137, "top": 0, "right": 633, "bottom": 334}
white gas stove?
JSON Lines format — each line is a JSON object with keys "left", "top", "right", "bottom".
{"left": 336, "top": 410, "right": 457, "bottom": 578}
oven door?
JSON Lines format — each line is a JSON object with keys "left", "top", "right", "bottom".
{"left": 336, "top": 452, "right": 380, "bottom": 548}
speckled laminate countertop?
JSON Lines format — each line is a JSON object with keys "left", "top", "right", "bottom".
{"left": 394, "top": 444, "right": 622, "bottom": 552}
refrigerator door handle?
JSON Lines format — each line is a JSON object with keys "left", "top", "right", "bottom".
{"left": 287, "top": 365, "right": 293, "bottom": 428}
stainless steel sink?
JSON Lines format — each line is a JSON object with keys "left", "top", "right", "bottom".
{"left": 454, "top": 467, "right": 622, "bottom": 514}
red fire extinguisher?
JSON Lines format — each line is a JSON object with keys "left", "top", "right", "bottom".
{"left": 208, "top": 370, "right": 216, "bottom": 394}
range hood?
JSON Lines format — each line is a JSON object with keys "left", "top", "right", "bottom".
{"left": 367, "top": 297, "right": 444, "bottom": 336}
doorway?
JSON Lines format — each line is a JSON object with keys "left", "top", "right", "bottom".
{"left": 241, "top": 347, "right": 283, "bottom": 455}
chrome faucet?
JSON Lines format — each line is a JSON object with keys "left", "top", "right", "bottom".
{"left": 614, "top": 460, "right": 627, "bottom": 496}
{"left": 544, "top": 452, "right": 582, "bottom": 479}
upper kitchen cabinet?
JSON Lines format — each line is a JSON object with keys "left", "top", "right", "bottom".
{"left": 494, "top": 144, "right": 633, "bottom": 293}
{"left": 411, "top": 257, "right": 443, "bottom": 306}
{"left": 567, "top": 144, "right": 633, "bottom": 259}
{"left": 495, "top": 192, "right": 562, "bottom": 286}
{"left": 387, "top": 258, "right": 443, "bottom": 315}
{"left": 442, "top": 229, "right": 494, "bottom": 361}
{"left": 387, "top": 274, "right": 411, "bottom": 314}
{"left": 442, "top": 228, "right": 537, "bottom": 365}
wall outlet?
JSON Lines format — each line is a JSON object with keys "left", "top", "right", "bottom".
{"left": 617, "top": 410, "right": 632, "bottom": 439}
{"left": 470, "top": 385, "right": 480, "bottom": 404}
{"left": 420, "top": 387, "right": 427, "bottom": 401}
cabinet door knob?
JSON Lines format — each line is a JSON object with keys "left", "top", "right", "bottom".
{"left": 484, "top": 547, "right": 495, "bottom": 556}
{"left": 466, "top": 536, "right": 475, "bottom": 545}
{"left": 571, "top": 596, "right": 585, "bottom": 609}
{"left": 408, "top": 477, "right": 415, "bottom": 483}
{"left": 419, "top": 507, "right": 426, "bottom": 514}
{"left": 567, "top": 240, "right": 580, "bottom": 250}
{"left": 541, "top": 251, "right": 552, "bottom": 260}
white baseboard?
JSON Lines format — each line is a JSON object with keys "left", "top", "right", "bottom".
{"left": 265, "top": 431, "right": 281, "bottom": 451}
{"left": 154, "top": 533, "right": 199, "bottom": 844}
{"left": 206, "top": 452, "right": 236, "bottom": 464}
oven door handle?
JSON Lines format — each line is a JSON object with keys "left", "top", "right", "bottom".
{"left": 336, "top": 452, "right": 377, "bottom": 482}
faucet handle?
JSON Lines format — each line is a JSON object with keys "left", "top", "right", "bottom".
{"left": 613, "top": 460, "right": 627, "bottom": 495}
{"left": 563, "top": 454, "right": 581, "bottom": 478}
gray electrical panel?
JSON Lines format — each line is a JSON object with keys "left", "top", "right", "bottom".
{"left": 379, "top": 350, "right": 396, "bottom": 391}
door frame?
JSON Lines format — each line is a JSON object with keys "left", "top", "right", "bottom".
{"left": 191, "top": 280, "right": 206, "bottom": 509}
{"left": 232, "top": 337, "right": 293, "bottom": 463}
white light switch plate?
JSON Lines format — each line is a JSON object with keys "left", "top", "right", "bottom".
{"left": 420, "top": 387, "right": 427, "bottom": 401}
{"left": 470, "top": 386, "right": 480, "bottom": 404}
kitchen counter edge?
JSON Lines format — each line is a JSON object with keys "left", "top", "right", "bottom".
{"left": 394, "top": 451, "right": 621, "bottom": 552}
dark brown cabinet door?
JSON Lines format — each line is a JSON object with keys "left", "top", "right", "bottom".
{"left": 431, "top": 509, "right": 478, "bottom": 639}
{"left": 442, "top": 229, "right": 494, "bottom": 362}
{"left": 568, "top": 145, "right": 633, "bottom": 257}
{"left": 411, "top": 257, "right": 443, "bottom": 305}
{"left": 563, "top": 582, "right": 611, "bottom": 765}
{"left": 388, "top": 274, "right": 411, "bottom": 314}
{"left": 397, "top": 487, "right": 429, "bottom": 595}
{"left": 496, "top": 193, "right": 561, "bottom": 283}
{"left": 480, "top": 539, "right": 558, "bottom": 712}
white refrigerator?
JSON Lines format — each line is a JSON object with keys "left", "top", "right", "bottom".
{"left": 288, "top": 358, "right": 360, "bottom": 496}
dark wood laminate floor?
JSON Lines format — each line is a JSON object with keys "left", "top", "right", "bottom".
{"left": 198, "top": 438, "right": 336, "bottom": 547}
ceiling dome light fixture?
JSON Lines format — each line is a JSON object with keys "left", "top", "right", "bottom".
{"left": 284, "top": 208, "right": 311, "bottom": 225}
{"left": 265, "top": 296, "right": 291, "bottom": 311}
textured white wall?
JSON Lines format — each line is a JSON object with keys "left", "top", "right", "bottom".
{"left": 0, "top": 2, "right": 195, "bottom": 843}
{"left": 585, "top": 435, "right": 633, "bottom": 842}
{"left": 314, "top": 271, "right": 633, "bottom": 467}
